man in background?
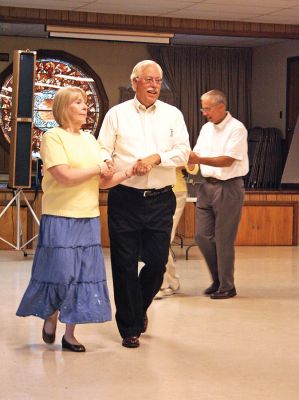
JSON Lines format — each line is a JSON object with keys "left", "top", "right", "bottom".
{"left": 189, "top": 89, "right": 249, "bottom": 299}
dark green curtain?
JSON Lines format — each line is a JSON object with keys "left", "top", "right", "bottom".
{"left": 148, "top": 45, "right": 252, "bottom": 147}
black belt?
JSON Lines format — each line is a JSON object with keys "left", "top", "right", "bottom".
{"left": 205, "top": 177, "right": 241, "bottom": 184}
{"left": 118, "top": 185, "right": 173, "bottom": 198}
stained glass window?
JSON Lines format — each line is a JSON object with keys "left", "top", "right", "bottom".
{"left": 0, "top": 50, "right": 108, "bottom": 154}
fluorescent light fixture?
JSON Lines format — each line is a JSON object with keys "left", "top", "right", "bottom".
{"left": 46, "top": 25, "right": 173, "bottom": 44}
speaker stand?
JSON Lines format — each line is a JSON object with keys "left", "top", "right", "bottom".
{"left": 0, "top": 188, "right": 40, "bottom": 256}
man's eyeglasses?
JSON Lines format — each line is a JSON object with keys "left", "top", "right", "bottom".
{"left": 138, "top": 76, "right": 163, "bottom": 85}
{"left": 200, "top": 103, "right": 222, "bottom": 113}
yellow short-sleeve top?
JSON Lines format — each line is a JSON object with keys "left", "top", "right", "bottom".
{"left": 40, "top": 127, "right": 101, "bottom": 218}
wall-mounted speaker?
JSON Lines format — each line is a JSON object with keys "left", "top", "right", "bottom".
{"left": 8, "top": 50, "right": 36, "bottom": 188}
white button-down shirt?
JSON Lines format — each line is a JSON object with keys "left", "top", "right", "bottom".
{"left": 193, "top": 112, "right": 249, "bottom": 180}
{"left": 98, "top": 97, "right": 191, "bottom": 189}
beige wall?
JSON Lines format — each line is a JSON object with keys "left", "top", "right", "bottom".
{"left": 252, "top": 40, "right": 299, "bottom": 137}
{"left": 0, "top": 36, "right": 150, "bottom": 107}
{"left": 1, "top": 35, "right": 299, "bottom": 135}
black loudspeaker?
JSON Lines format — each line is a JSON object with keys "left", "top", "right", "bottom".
{"left": 8, "top": 50, "right": 36, "bottom": 188}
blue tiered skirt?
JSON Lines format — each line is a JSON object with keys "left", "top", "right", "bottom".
{"left": 16, "top": 215, "right": 112, "bottom": 324}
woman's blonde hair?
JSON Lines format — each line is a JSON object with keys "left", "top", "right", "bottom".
{"left": 52, "top": 86, "right": 87, "bottom": 127}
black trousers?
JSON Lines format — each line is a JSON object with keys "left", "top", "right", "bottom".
{"left": 108, "top": 185, "right": 176, "bottom": 338}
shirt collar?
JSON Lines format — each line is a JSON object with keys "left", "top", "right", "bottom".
{"left": 133, "top": 96, "right": 157, "bottom": 113}
{"left": 214, "top": 111, "right": 232, "bottom": 130}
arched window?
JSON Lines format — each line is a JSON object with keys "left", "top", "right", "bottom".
{"left": 0, "top": 49, "right": 108, "bottom": 154}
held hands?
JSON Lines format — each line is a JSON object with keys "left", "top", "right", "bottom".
{"left": 98, "top": 160, "right": 115, "bottom": 177}
{"left": 98, "top": 154, "right": 159, "bottom": 181}
{"left": 188, "top": 151, "right": 200, "bottom": 165}
{"left": 132, "top": 154, "right": 161, "bottom": 176}
{"left": 105, "top": 160, "right": 115, "bottom": 172}
{"left": 124, "top": 166, "right": 135, "bottom": 178}
{"left": 132, "top": 160, "right": 152, "bottom": 176}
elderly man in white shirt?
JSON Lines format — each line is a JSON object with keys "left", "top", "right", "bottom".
{"left": 189, "top": 89, "right": 249, "bottom": 300}
{"left": 98, "top": 60, "right": 190, "bottom": 348}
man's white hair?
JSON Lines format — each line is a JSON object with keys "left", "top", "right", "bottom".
{"left": 130, "top": 60, "right": 163, "bottom": 87}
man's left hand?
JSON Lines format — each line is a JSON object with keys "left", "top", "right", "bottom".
{"left": 133, "top": 154, "right": 161, "bottom": 176}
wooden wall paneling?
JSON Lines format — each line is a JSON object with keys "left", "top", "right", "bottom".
{"left": 290, "top": 194, "right": 299, "bottom": 239}
{"left": 0, "top": 190, "right": 111, "bottom": 249}
{"left": 0, "top": 201, "right": 28, "bottom": 250}
{"left": 31, "top": 192, "right": 41, "bottom": 239}
{"left": 236, "top": 201, "right": 298, "bottom": 245}
{"left": 0, "top": 190, "right": 111, "bottom": 250}
{"left": 177, "top": 202, "right": 195, "bottom": 239}
{"left": 248, "top": 193, "right": 268, "bottom": 201}
{"left": 266, "top": 195, "right": 299, "bottom": 242}
{"left": 99, "top": 205, "right": 109, "bottom": 248}
{"left": 177, "top": 193, "right": 299, "bottom": 246}
{"left": 1, "top": 190, "right": 299, "bottom": 248}
{"left": 99, "top": 190, "right": 109, "bottom": 247}
{"left": 0, "top": 190, "right": 41, "bottom": 250}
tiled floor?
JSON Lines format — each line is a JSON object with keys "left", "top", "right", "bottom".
{"left": 1, "top": 245, "right": 299, "bottom": 400}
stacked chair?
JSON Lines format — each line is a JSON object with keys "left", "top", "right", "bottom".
{"left": 244, "top": 127, "right": 283, "bottom": 189}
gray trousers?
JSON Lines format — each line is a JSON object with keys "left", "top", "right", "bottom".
{"left": 195, "top": 177, "right": 245, "bottom": 291}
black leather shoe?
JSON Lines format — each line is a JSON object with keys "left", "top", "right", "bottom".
{"left": 210, "top": 287, "right": 237, "bottom": 299}
{"left": 62, "top": 336, "right": 86, "bottom": 352}
{"left": 42, "top": 320, "right": 56, "bottom": 344}
{"left": 122, "top": 336, "right": 140, "bottom": 348}
{"left": 141, "top": 314, "right": 148, "bottom": 333}
{"left": 204, "top": 280, "right": 220, "bottom": 295}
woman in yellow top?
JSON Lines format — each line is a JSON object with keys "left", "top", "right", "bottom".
{"left": 17, "top": 86, "right": 134, "bottom": 352}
